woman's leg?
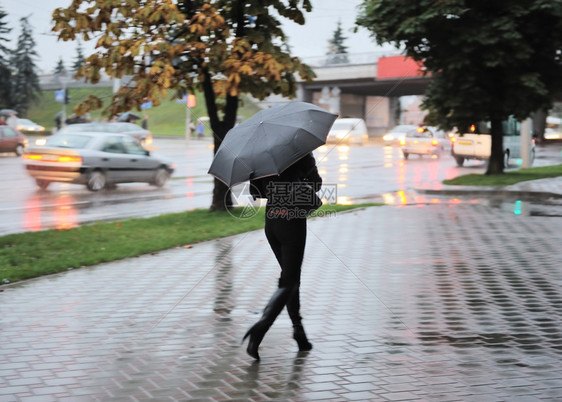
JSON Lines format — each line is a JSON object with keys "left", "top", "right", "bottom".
{"left": 271, "top": 218, "right": 312, "bottom": 351}
{"left": 243, "top": 217, "right": 307, "bottom": 359}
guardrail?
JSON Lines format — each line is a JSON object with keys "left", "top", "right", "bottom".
{"left": 300, "top": 50, "right": 402, "bottom": 68}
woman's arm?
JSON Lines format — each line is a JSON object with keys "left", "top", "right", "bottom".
{"left": 299, "top": 154, "right": 322, "bottom": 191}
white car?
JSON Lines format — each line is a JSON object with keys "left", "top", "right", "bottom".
{"left": 17, "top": 118, "right": 45, "bottom": 132}
{"left": 56, "top": 122, "right": 153, "bottom": 146}
{"left": 400, "top": 127, "right": 444, "bottom": 159}
{"left": 382, "top": 124, "right": 417, "bottom": 145}
{"left": 326, "top": 118, "right": 369, "bottom": 145}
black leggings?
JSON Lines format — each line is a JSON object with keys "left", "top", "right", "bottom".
{"left": 264, "top": 214, "right": 307, "bottom": 325}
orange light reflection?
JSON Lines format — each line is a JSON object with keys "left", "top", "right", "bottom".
{"left": 23, "top": 193, "right": 79, "bottom": 232}
{"left": 53, "top": 195, "right": 78, "bottom": 230}
{"left": 337, "top": 196, "right": 353, "bottom": 205}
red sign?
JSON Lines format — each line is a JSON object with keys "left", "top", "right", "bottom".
{"left": 187, "top": 94, "right": 196, "bottom": 108}
{"left": 377, "top": 56, "right": 426, "bottom": 79}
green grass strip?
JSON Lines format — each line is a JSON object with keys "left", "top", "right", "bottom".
{"left": 443, "top": 164, "right": 562, "bottom": 186}
{"left": 0, "top": 204, "right": 379, "bottom": 284}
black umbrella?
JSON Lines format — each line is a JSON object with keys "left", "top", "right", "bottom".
{"left": 117, "top": 112, "right": 141, "bottom": 122}
{"left": 208, "top": 101, "right": 337, "bottom": 187}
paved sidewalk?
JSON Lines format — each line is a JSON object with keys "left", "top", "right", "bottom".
{"left": 1, "top": 201, "right": 562, "bottom": 401}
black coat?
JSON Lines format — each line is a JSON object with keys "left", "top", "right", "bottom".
{"left": 250, "top": 153, "right": 322, "bottom": 202}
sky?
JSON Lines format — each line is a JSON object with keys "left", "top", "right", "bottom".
{"left": 1, "top": 0, "right": 389, "bottom": 73}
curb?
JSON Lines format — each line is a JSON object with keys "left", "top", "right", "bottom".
{"left": 416, "top": 187, "right": 562, "bottom": 200}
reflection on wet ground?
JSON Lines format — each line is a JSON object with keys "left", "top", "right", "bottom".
{"left": 2, "top": 203, "right": 561, "bottom": 400}
{"left": 376, "top": 189, "right": 562, "bottom": 218}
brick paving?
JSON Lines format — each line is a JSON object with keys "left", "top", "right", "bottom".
{"left": 1, "top": 198, "right": 562, "bottom": 401}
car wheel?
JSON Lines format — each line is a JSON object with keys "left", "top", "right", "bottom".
{"left": 35, "top": 179, "right": 50, "bottom": 190}
{"left": 151, "top": 167, "right": 170, "bottom": 187}
{"left": 503, "top": 150, "right": 510, "bottom": 168}
{"left": 87, "top": 170, "right": 107, "bottom": 191}
{"left": 15, "top": 144, "right": 24, "bottom": 156}
{"left": 403, "top": 152, "right": 409, "bottom": 160}
{"left": 454, "top": 156, "right": 464, "bottom": 166}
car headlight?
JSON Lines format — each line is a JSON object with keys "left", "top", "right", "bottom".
{"left": 383, "top": 134, "right": 394, "bottom": 141}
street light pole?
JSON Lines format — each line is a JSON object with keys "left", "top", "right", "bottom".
{"left": 521, "top": 118, "right": 533, "bottom": 168}
{"left": 57, "top": 73, "right": 72, "bottom": 127}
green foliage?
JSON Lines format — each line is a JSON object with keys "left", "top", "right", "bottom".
{"left": 72, "top": 42, "right": 84, "bottom": 73}
{"left": 357, "top": 0, "right": 562, "bottom": 174}
{"left": 52, "top": 0, "right": 316, "bottom": 210}
{"left": 0, "top": 204, "right": 377, "bottom": 284}
{"left": 0, "top": 5, "right": 12, "bottom": 110}
{"left": 51, "top": 0, "right": 315, "bottom": 123}
{"left": 326, "top": 20, "right": 349, "bottom": 65}
{"left": 54, "top": 57, "right": 67, "bottom": 75}
{"left": 10, "top": 16, "right": 41, "bottom": 116}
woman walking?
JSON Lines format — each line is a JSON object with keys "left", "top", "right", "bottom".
{"left": 243, "top": 152, "right": 322, "bottom": 361}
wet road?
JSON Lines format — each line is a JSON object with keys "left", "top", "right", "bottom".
{"left": 0, "top": 138, "right": 554, "bottom": 236}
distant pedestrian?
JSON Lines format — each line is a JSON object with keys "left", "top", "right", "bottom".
{"left": 54, "top": 112, "right": 62, "bottom": 131}
{"left": 0, "top": 116, "right": 6, "bottom": 125}
{"left": 141, "top": 115, "right": 148, "bottom": 130}
{"left": 197, "top": 121, "right": 204, "bottom": 139}
{"left": 6, "top": 112, "right": 18, "bottom": 129}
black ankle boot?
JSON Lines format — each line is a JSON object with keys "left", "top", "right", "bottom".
{"left": 293, "top": 324, "right": 313, "bottom": 351}
{"left": 243, "top": 322, "right": 267, "bottom": 360}
{"left": 242, "top": 287, "right": 293, "bottom": 360}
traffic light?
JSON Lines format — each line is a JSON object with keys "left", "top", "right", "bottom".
{"left": 64, "top": 89, "right": 70, "bottom": 105}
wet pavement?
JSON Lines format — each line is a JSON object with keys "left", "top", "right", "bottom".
{"left": 1, "top": 187, "right": 562, "bottom": 400}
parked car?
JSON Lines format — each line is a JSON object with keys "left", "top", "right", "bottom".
{"left": 382, "top": 124, "right": 417, "bottom": 145}
{"left": 23, "top": 132, "right": 174, "bottom": 191}
{"left": 17, "top": 118, "right": 45, "bottom": 132}
{"left": 0, "top": 126, "right": 28, "bottom": 156}
{"left": 400, "top": 127, "right": 444, "bottom": 159}
{"left": 326, "top": 118, "right": 369, "bottom": 145}
{"left": 55, "top": 122, "right": 153, "bottom": 146}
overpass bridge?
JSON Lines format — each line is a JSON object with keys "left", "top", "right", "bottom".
{"left": 297, "top": 52, "right": 432, "bottom": 136}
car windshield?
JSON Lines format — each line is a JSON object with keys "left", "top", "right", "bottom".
{"left": 392, "top": 125, "right": 415, "bottom": 132}
{"left": 59, "top": 123, "right": 137, "bottom": 134}
{"left": 331, "top": 121, "right": 355, "bottom": 131}
{"left": 406, "top": 129, "right": 432, "bottom": 138}
{"left": 46, "top": 134, "right": 93, "bottom": 149}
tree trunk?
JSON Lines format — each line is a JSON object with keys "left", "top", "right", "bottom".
{"left": 486, "top": 117, "right": 504, "bottom": 175}
{"left": 209, "top": 129, "right": 233, "bottom": 212}
{"left": 201, "top": 68, "right": 238, "bottom": 211}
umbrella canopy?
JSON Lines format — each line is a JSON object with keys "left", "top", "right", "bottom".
{"left": 208, "top": 101, "right": 337, "bottom": 187}
{"left": 0, "top": 109, "right": 18, "bottom": 116}
{"left": 117, "top": 112, "right": 141, "bottom": 122}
